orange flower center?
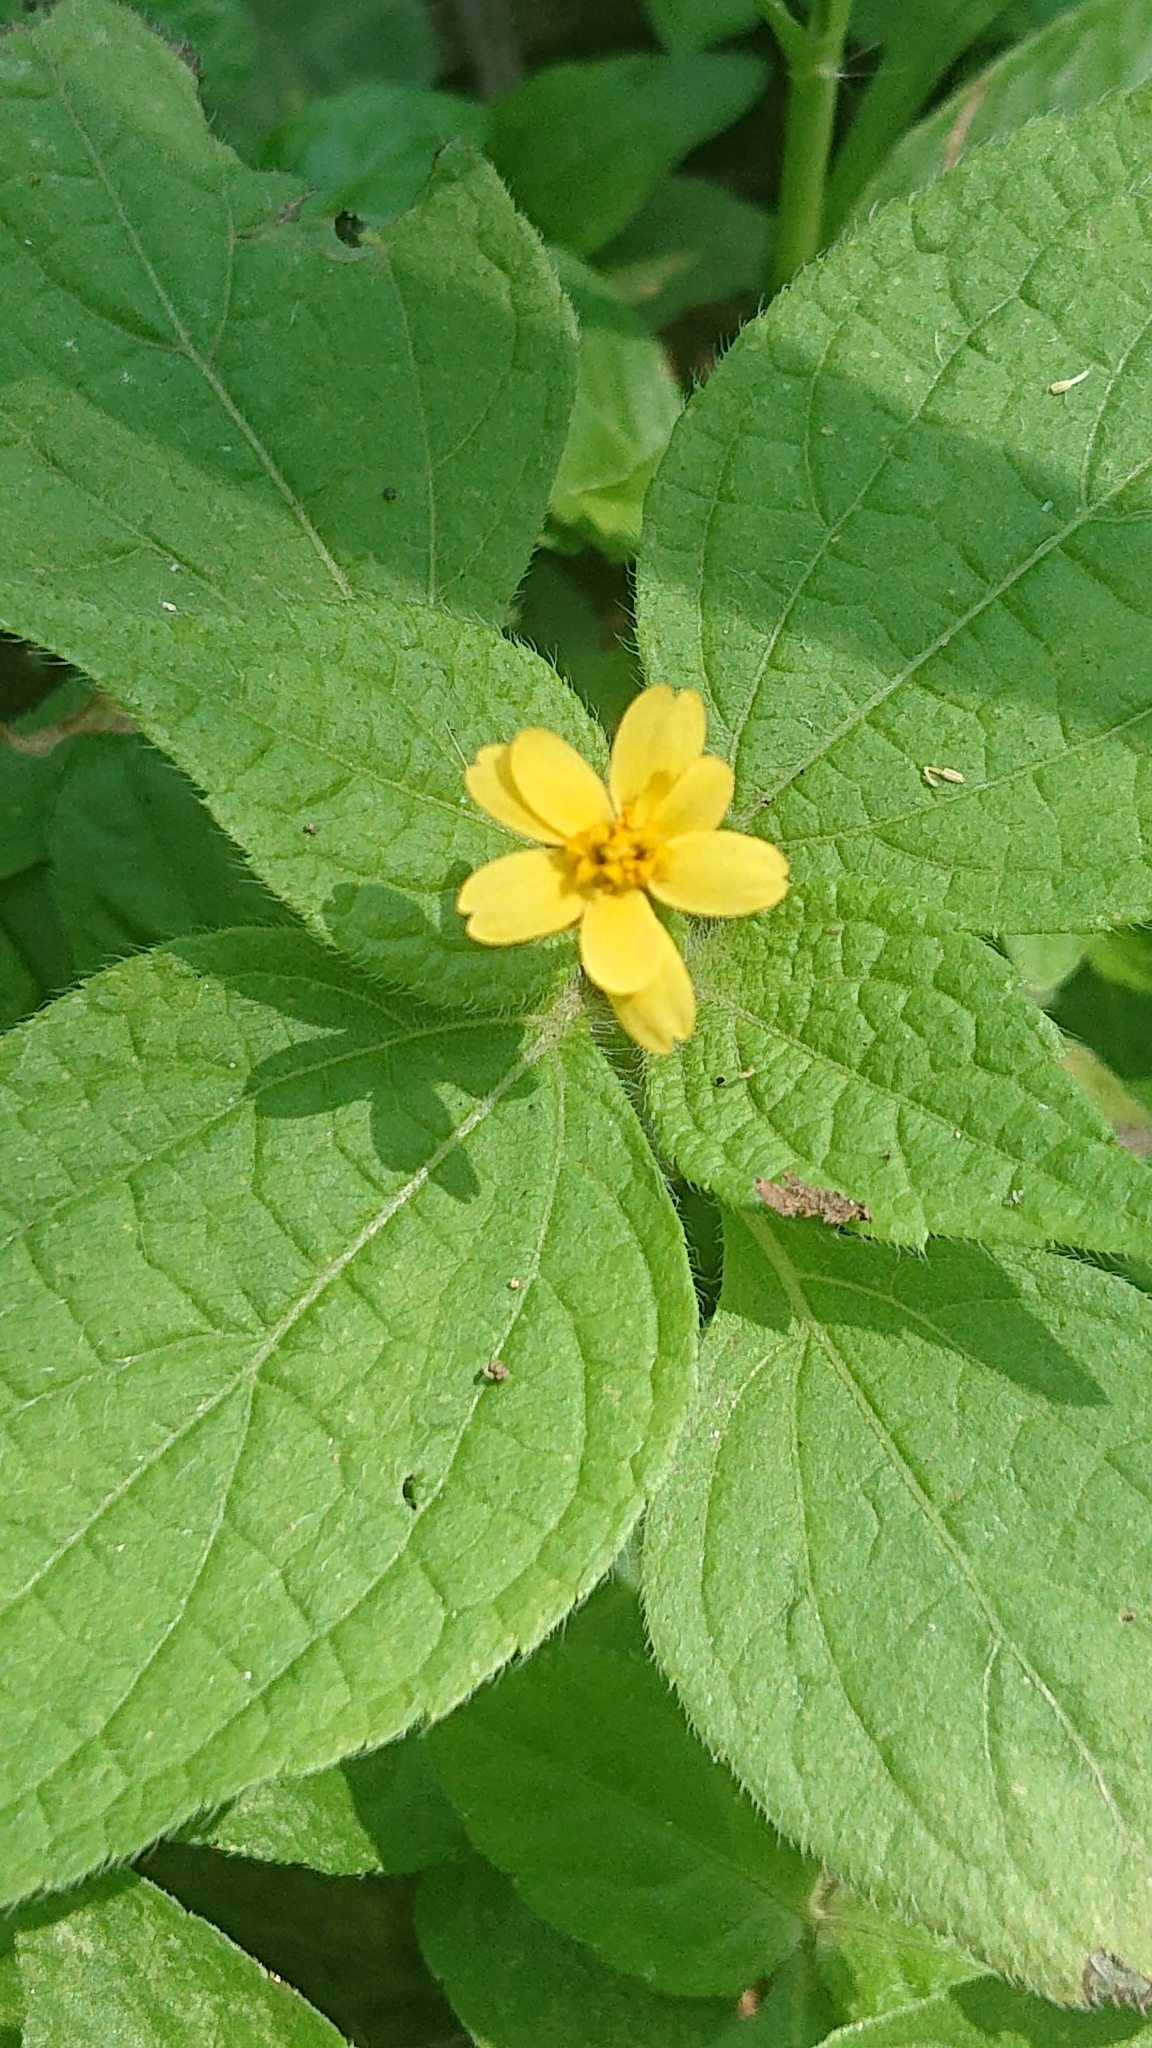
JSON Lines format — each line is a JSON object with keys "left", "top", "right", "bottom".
{"left": 565, "top": 812, "right": 660, "bottom": 894}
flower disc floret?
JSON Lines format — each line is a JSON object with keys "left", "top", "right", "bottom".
{"left": 457, "top": 684, "right": 789, "bottom": 1054}
{"left": 567, "top": 815, "right": 660, "bottom": 894}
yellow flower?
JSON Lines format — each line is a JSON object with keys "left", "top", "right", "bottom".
{"left": 457, "top": 684, "right": 789, "bottom": 1054}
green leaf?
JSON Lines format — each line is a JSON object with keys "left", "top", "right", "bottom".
{"left": 513, "top": 553, "right": 642, "bottom": 735}
{"left": 265, "top": 82, "right": 488, "bottom": 227}
{"left": 0, "top": 863, "right": 76, "bottom": 1028}
{"left": 0, "top": 928, "right": 695, "bottom": 1902}
{"left": 0, "top": 749, "right": 66, "bottom": 883}
{"left": 1002, "top": 933, "right": 1090, "bottom": 1007}
{"left": 146, "top": 1843, "right": 458, "bottom": 2045}
{"left": 487, "top": 53, "right": 769, "bottom": 256}
{"left": 426, "top": 1577, "right": 815, "bottom": 1996}
{"left": 821, "top": 1975, "right": 1152, "bottom": 2043}
{"left": 223, "top": 0, "right": 437, "bottom": 146}
{"left": 637, "top": 87, "right": 1152, "bottom": 933}
{"left": 140, "top": 0, "right": 257, "bottom": 106}
{"left": 596, "top": 175, "right": 772, "bottom": 330}
{"left": 813, "top": 1882, "right": 981, "bottom": 2024}
{"left": 1054, "top": 958, "right": 1152, "bottom": 1103}
{"left": 417, "top": 1856, "right": 771, "bottom": 2048}
{"left": 826, "top": 0, "right": 1009, "bottom": 228}
{"left": 15, "top": 1875, "right": 344, "bottom": 2046}
{"left": 1060, "top": 1041, "right": 1152, "bottom": 1147}
{"left": 644, "top": 1208, "right": 1152, "bottom": 2001}
{"left": 645, "top": 878, "right": 1152, "bottom": 1253}
{"left": 193, "top": 1736, "right": 468, "bottom": 1875}
{"left": 549, "top": 252, "right": 683, "bottom": 559}
{"left": 0, "top": 0, "right": 258, "bottom": 103}
{"left": 643, "top": 0, "right": 763, "bottom": 54}
{"left": 48, "top": 734, "right": 292, "bottom": 977}
{"left": 0, "top": 595, "right": 604, "bottom": 1012}
{"left": 862, "top": 0, "right": 1152, "bottom": 216}
{"left": 1088, "top": 924, "right": 1152, "bottom": 995}
{"left": 991, "top": 0, "right": 1085, "bottom": 39}
{"left": 0, "top": 0, "right": 575, "bottom": 623}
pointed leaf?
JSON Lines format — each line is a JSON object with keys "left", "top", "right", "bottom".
{"left": 193, "top": 1735, "right": 468, "bottom": 1875}
{"left": 646, "top": 878, "right": 1152, "bottom": 1252}
{"left": 0, "top": 595, "right": 603, "bottom": 1011}
{"left": 426, "top": 1578, "right": 814, "bottom": 1996}
{"left": 645, "top": 1210, "right": 1152, "bottom": 2001}
{"left": 416, "top": 1857, "right": 769, "bottom": 2048}
{"left": 637, "top": 87, "right": 1152, "bottom": 932}
{"left": 549, "top": 251, "right": 683, "bottom": 559}
{"left": 487, "top": 53, "right": 769, "bottom": 255}
{"left": 0, "top": 928, "right": 695, "bottom": 1903}
{"left": 16, "top": 1876, "right": 343, "bottom": 2047}
{"left": 863, "top": 0, "right": 1152, "bottom": 215}
{"left": 0, "top": 0, "right": 575, "bottom": 621}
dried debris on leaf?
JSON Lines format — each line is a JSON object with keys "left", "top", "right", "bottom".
{"left": 1082, "top": 1950, "right": 1152, "bottom": 2013}
{"left": 754, "top": 1173, "right": 871, "bottom": 1227}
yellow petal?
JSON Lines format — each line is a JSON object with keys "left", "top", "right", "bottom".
{"left": 464, "top": 745, "right": 561, "bottom": 844}
{"left": 650, "top": 832, "right": 790, "bottom": 916}
{"left": 609, "top": 685, "right": 707, "bottom": 817}
{"left": 508, "top": 728, "right": 611, "bottom": 838}
{"left": 457, "top": 848, "right": 582, "bottom": 944}
{"left": 610, "top": 938, "right": 696, "bottom": 1055}
{"left": 649, "top": 754, "right": 734, "bottom": 838}
{"left": 579, "top": 888, "right": 668, "bottom": 995}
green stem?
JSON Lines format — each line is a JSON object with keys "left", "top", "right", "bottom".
{"left": 765, "top": 0, "right": 854, "bottom": 292}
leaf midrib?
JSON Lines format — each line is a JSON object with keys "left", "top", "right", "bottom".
{"left": 451, "top": 1709, "right": 807, "bottom": 1928}
{"left": 40, "top": 38, "right": 354, "bottom": 601}
{"left": 743, "top": 1208, "right": 1131, "bottom": 1839}
{"left": 680, "top": 223, "right": 1152, "bottom": 820}
{"left": 688, "top": 970, "right": 1123, "bottom": 1233}
{"left": 0, "top": 996, "right": 576, "bottom": 1626}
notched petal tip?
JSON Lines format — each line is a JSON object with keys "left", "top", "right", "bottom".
{"left": 457, "top": 847, "right": 582, "bottom": 945}
{"left": 465, "top": 744, "right": 560, "bottom": 843}
{"left": 609, "top": 684, "right": 707, "bottom": 815}
{"left": 509, "top": 727, "right": 612, "bottom": 838}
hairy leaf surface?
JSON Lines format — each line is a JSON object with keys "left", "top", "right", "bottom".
{"left": 15, "top": 1876, "right": 342, "bottom": 2046}
{"left": 416, "top": 1857, "right": 779, "bottom": 2048}
{"left": 637, "top": 88, "right": 1152, "bottom": 932}
{"left": 644, "top": 1211, "right": 1152, "bottom": 2001}
{"left": 646, "top": 878, "right": 1152, "bottom": 1252}
{"left": 427, "top": 1577, "right": 814, "bottom": 1996}
{"left": 193, "top": 1735, "right": 467, "bottom": 1875}
{"left": 0, "top": 929, "right": 695, "bottom": 1903}
{"left": 0, "top": 595, "right": 602, "bottom": 1011}
{"left": 0, "top": 0, "right": 575, "bottom": 621}
{"left": 864, "top": 0, "right": 1152, "bottom": 214}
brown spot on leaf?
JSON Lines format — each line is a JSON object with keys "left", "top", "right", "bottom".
{"left": 754, "top": 1173, "right": 871, "bottom": 1227}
